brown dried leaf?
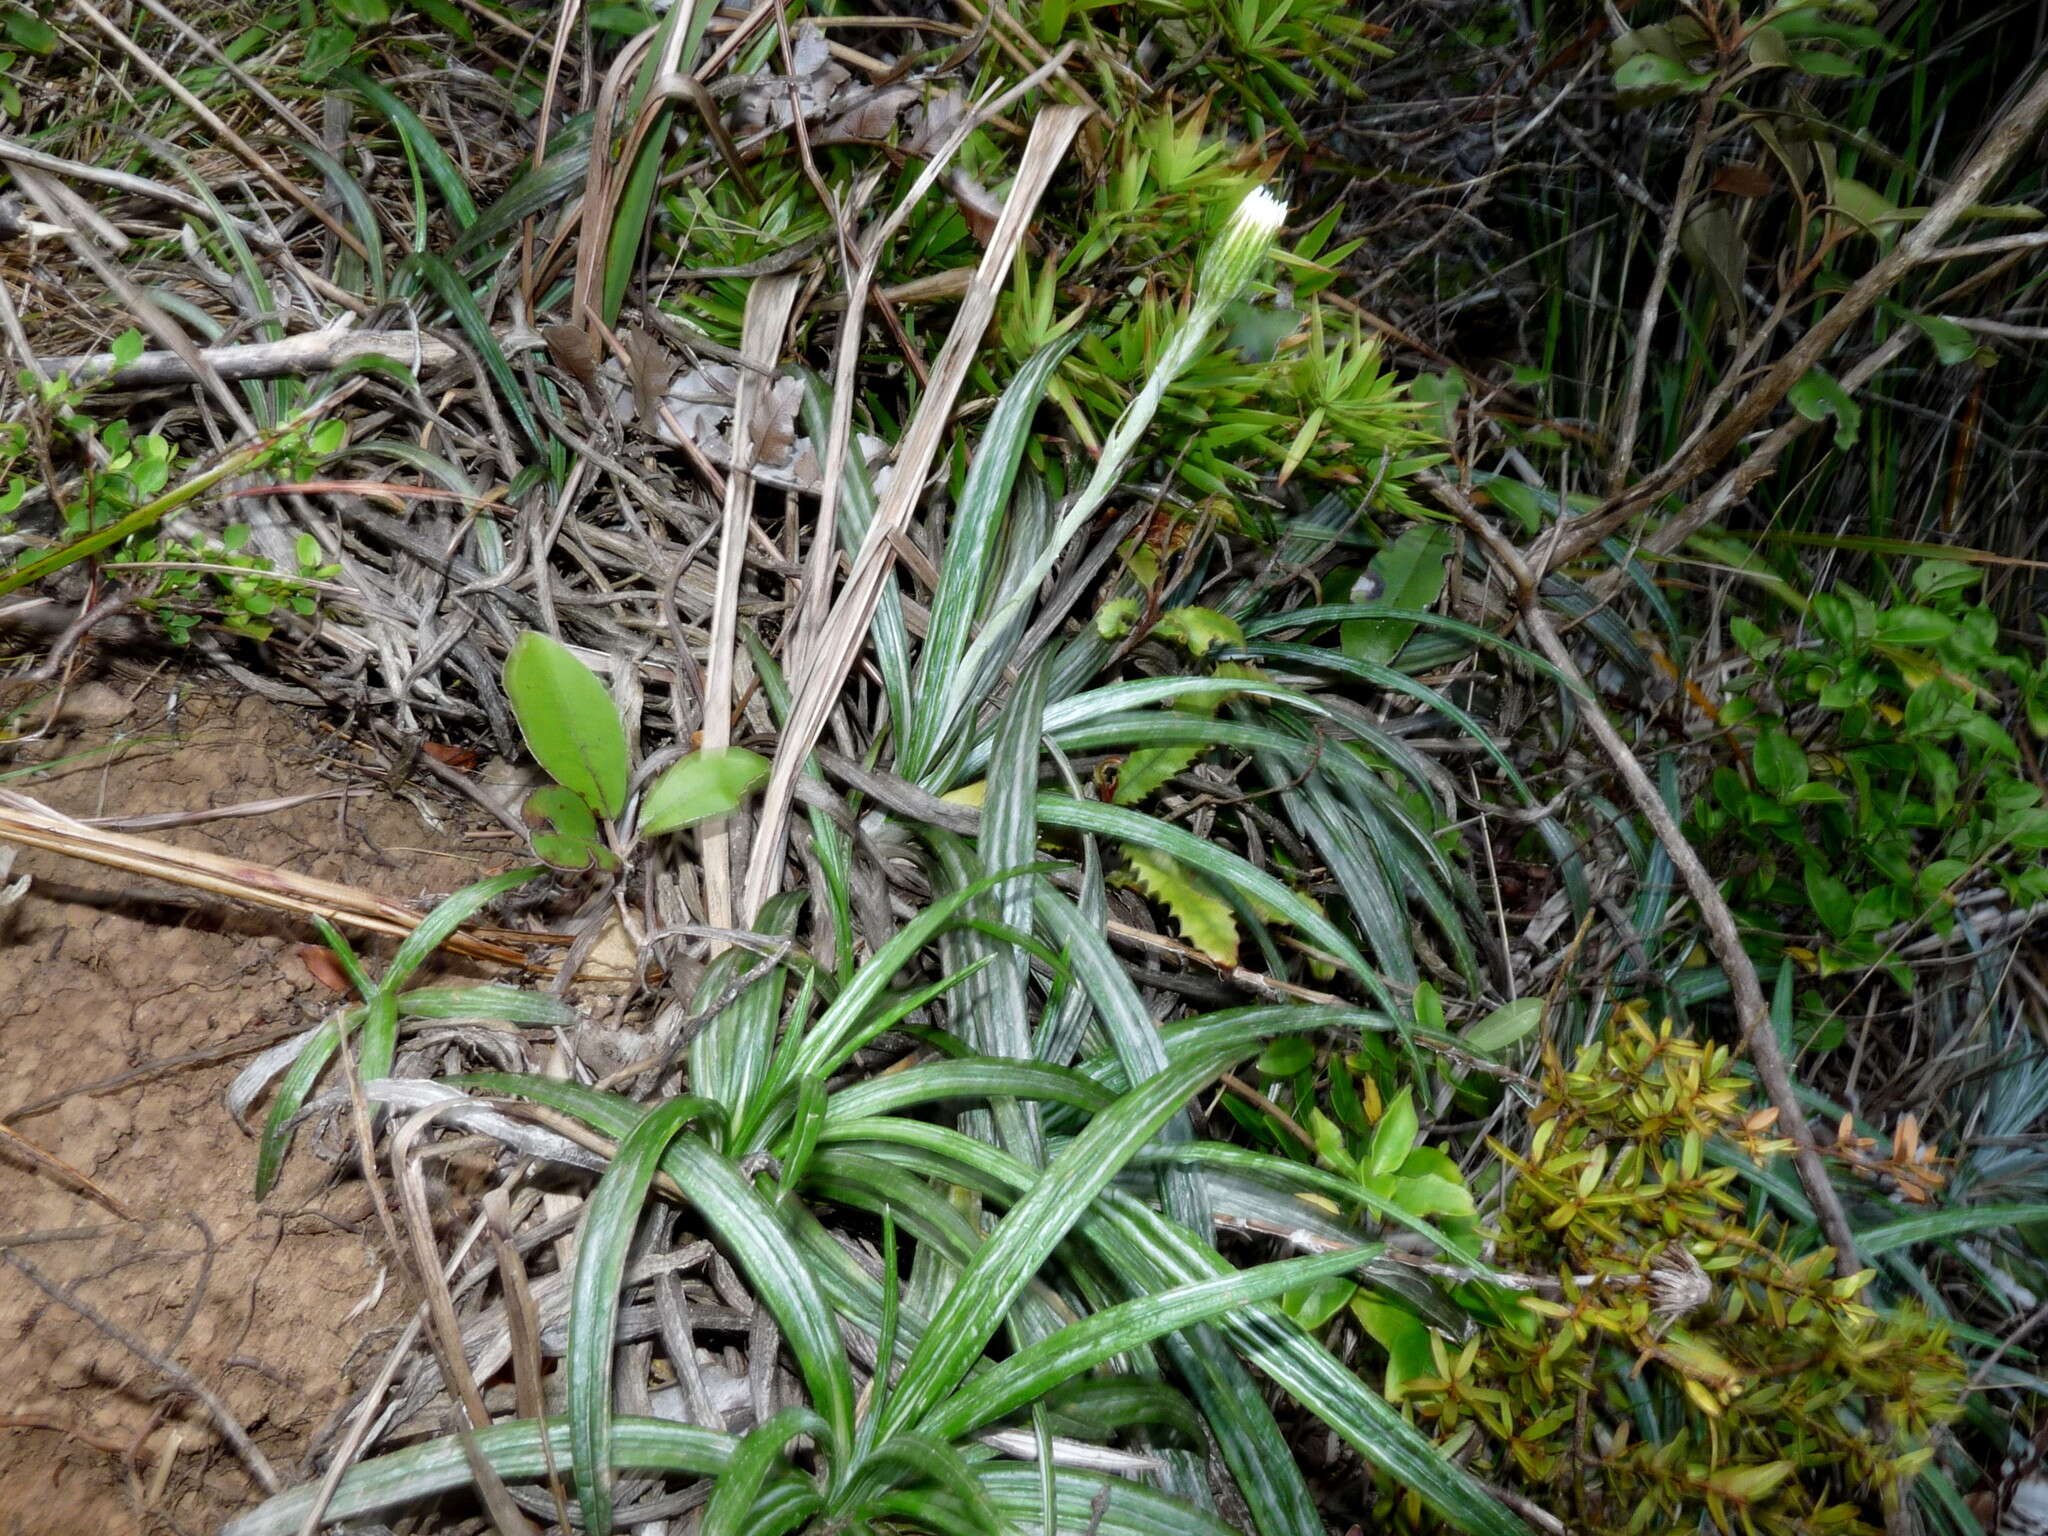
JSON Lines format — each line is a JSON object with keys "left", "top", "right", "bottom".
{"left": 422, "top": 741, "right": 479, "bottom": 770}
{"left": 949, "top": 170, "right": 1002, "bottom": 246}
{"left": 826, "top": 84, "right": 919, "bottom": 143}
{"left": 542, "top": 324, "right": 600, "bottom": 391}
{"left": 297, "top": 942, "right": 353, "bottom": 993}
{"left": 1712, "top": 163, "right": 1773, "bottom": 198}
{"left": 624, "top": 325, "right": 677, "bottom": 432}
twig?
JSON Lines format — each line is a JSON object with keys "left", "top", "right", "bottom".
{"left": 61, "top": 0, "right": 371, "bottom": 262}
{"left": 0, "top": 790, "right": 544, "bottom": 969}
{"left": 34, "top": 331, "right": 459, "bottom": 389}
{"left": 1606, "top": 93, "right": 1714, "bottom": 493}
{"left": 0, "top": 1248, "right": 281, "bottom": 1493}
{"left": 0, "top": 1120, "right": 136, "bottom": 1219}
{"left": 700, "top": 273, "right": 801, "bottom": 934}
{"left": 1425, "top": 471, "right": 1864, "bottom": 1278}
{"left": 1547, "top": 61, "right": 2048, "bottom": 571}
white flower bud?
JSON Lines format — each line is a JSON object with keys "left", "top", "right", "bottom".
{"left": 1193, "top": 186, "right": 1289, "bottom": 315}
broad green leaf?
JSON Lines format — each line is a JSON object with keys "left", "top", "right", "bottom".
{"left": 640, "top": 746, "right": 770, "bottom": 835}
{"left": 502, "top": 632, "right": 629, "bottom": 819}
{"left": 1352, "top": 1297, "right": 1435, "bottom": 1400}
{"left": 1873, "top": 606, "right": 1955, "bottom": 646}
{"left": 526, "top": 784, "right": 611, "bottom": 871}
{"left": 1787, "top": 368, "right": 1862, "bottom": 448}
{"left": 1828, "top": 176, "right": 1901, "bottom": 235}
{"left": 1751, "top": 727, "right": 1808, "bottom": 797}
{"left": 4, "top": 10, "right": 57, "bottom": 53}
{"left": 1342, "top": 526, "right": 1450, "bottom": 665}
{"left": 1791, "top": 47, "right": 1861, "bottom": 76}
{"left": 1613, "top": 50, "right": 1710, "bottom": 94}
{"left": 1907, "top": 312, "right": 1978, "bottom": 365}
{"left": 1462, "top": 998, "right": 1543, "bottom": 1057}
{"left": 1366, "top": 1088, "right": 1418, "bottom": 1179}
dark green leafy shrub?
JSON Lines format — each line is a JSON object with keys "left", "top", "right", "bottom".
{"left": 1694, "top": 559, "right": 2048, "bottom": 982}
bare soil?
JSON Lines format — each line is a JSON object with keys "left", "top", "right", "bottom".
{"left": 0, "top": 684, "right": 498, "bottom": 1536}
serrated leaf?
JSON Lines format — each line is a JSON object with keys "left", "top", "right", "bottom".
{"left": 1116, "top": 845, "right": 1240, "bottom": 967}
{"left": 1113, "top": 693, "right": 1221, "bottom": 806}
{"left": 503, "top": 632, "right": 629, "bottom": 819}
{"left": 639, "top": 746, "right": 770, "bottom": 836}
{"left": 1112, "top": 741, "right": 1202, "bottom": 805}
{"left": 1153, "top": 606, "right": 1246, "bottom": 658}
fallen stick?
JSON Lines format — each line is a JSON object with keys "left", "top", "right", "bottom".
{"left": 1425, "top": 470, "right": 1866, "bottom": 1280}
{"left": 35, "top": 330, "right": 460, "bottom": 389}
{"left": 0, "top": 789, "right": 549, "bottom": 970}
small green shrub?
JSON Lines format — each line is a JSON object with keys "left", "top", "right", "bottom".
{"left": 1354, "top": 1012, "right": 1964, "bottom": 1535}
{"left": 1694, "top": 558, "right": 2048, "bottom": 992}
{"left": 0, "top": 340, "right": 347, "bottom": 641}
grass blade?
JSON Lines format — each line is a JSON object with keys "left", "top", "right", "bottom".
{"left": 568, "top": 1095, "right": 718, "bottom": 1536}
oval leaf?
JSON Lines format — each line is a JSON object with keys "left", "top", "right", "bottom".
{"left": 640, "top": 747, "right": 771, "bottom": 836}
{"left": 503, "top": 632, "right": 629, "bottom": 819}
{"left": 1462, "top": 997, "right": 1544, "bottom": 1057}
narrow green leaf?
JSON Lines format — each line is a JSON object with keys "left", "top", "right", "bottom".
{"left": 875, "top": 1040, "right": 1254, "bottom": 1442}
{"left": 1857, "top": 1205, "right": 2048, "bottom": 1257}
{"left": 568, "top": 1095, "right": 717, "bottom": 1536}
{"left": 345, "top": 70, "right": 478, "bottom": 229}
{"left": 911, "top": 338, "right": 1077, "bottom": 776}
{"left": 923, "top": 1247, "right": 1372, "bottom": 1440}
{"left": 700, "top": 1408, "right": 826, "bottom": 1536}
{"left": 1462, "top": 998, "right": 1544, "bottom": 1057}
{"left": 398, "top": 252, "right": 543, "bottom": 448}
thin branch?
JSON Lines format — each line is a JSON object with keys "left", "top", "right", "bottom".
{"left": 35, "top": 331, "right": 460, "bottom": 388}
{"left": 1546, "top": 61, "right": 2048, "bottom": 571}
{"left": 1, "top": 1248, "right": 281, "bottom": 1493}
{"left": 1424, "top": 471, "right": 1865, "bottom": 1279}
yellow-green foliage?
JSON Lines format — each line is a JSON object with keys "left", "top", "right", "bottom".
{"left": 1377, "top": 1013, "right": 1962, "bottom": 1536}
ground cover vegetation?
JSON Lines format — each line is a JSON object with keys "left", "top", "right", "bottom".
{"left": 1, "top": 0, "right": 2047, "bottom": 1532}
